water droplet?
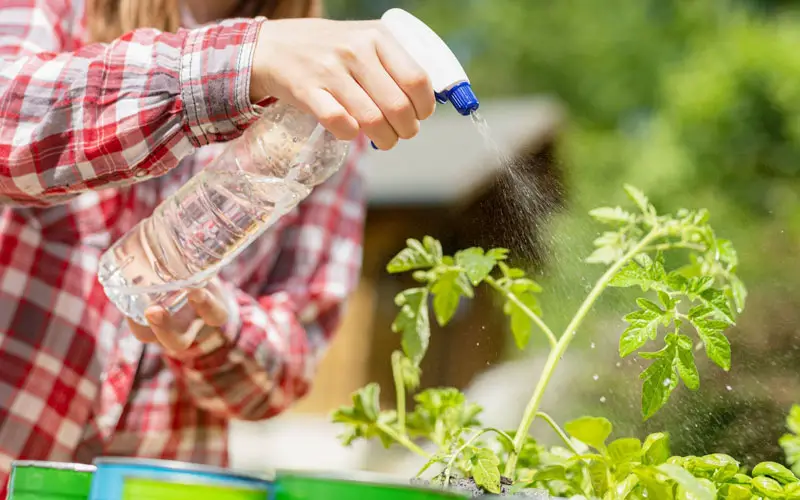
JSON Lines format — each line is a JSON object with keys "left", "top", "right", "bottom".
{"left": 476, "top": 342, "right": 480, "bottom": 347}
{"left": 726, "top": 385, "right": 733, "bottom": 391}
{"left": 615, "top": 362, "right": 622, "bottom": 368}
{"left": 592, "top": 374, "right": 599, "bottom": 381}
{"left": 600, "top": 396, "right": 607, "bottom": 403}
{"left": 590, "top": 342, "right": 596, "bottom": 349}
{"left": 663, "top": 378, "right": 672, "bottom": 387}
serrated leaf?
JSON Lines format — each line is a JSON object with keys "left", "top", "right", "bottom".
{"left": 331, "top": 383, "right": 393, "bottom": 447}
{"left": 751, "top": 476, "right": 785, "bottom": 498}
{"left": 387, "top": 239, "right": 435, "bottom": 273}
{"left": 610, "top": 261, "right": 652, "bottom": 290}
{"left": 690, "top": 318, "right": 732, "bottom": 371}
{"left": 586, "top": 245, "right": 622, "bottom": 265}
{"left": 674, "top": 334, "right": 700, "bottom": 391}
{"left": 455, "top": 247, "right": 498, "bottom": 285}
{"left": 422, "top": 236, "right": 443, "bottom": 263}
{"left": 623, "top": 184, "right": 653, "bottom": 215}
{"left": 469, "top": 447, "right": 501, "bottom": 494}
{"left": 698, "top": 288, "right": 735, "bottom": 324}
{"left": 391, "top": 288, "right": 430, "bottom": 365}
{"left": 589, "top": 206, "right": 635, "bottom": 225}
{"left": 636, "top": 298, "right": 665, "bottom": 315}
{"left": 565, "top": 416, "right": 613, "bottom": 451}
{"left": 657, "top": 464, "right": 715, "bottom": 500}
{"left": 641, "top": 353, "right": 677, "bottom": 420}
{"left": 642, "top": 433, "right": 670, "bottom": 465}
{"left": 608, "top": 438, "right": 642, "bottom": 464}
{"left": 431, "top": 271, "right": 464, "bottom": 326}
{"left": 620, "top": 309, "right": 661, "bottom": 357}
{"left": 658, "top": 291, "right": 676, "bottom": 310}
{"left": 486, "top": 248, "right": 509, "bottom": 261}
{"left": 753, "top": 461, "right": 798, "bottom": 485}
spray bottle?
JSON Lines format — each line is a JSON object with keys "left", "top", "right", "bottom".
{"left": 97, "top": 8, "right": 481, "bottom": 324}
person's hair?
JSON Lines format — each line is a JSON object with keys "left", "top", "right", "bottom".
{"left": 87, "top": 0, "right": 319, "bottom": 43}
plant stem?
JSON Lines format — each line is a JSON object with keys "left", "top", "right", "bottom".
{"left": 535, "top": 412, "right": 581, "bottom": 456}
{"left": 643, "top": 241, "right": 705, "bottom": 253}
{"left": 391, "top": 351, "right": 407, "bottom": 435}
{"left": 485, "top": 276, "right": 558, "bottom": 348}
{"left": 377, "top": 422, "right": 431, "bottom": 460}
{"left": 503, "top": 229, "right": 662, "bottom": 477}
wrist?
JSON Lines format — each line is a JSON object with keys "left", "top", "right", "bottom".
{"left": 250, "top": 21, "right": 275, "bottom": 104}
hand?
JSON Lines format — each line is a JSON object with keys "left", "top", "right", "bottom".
{"left": 127, "top": 284, "right": 229, "bottom": 354}
{"left": 250, "top": 18, "right": 436, "bottom": 150}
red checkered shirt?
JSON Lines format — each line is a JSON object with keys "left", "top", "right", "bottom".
{"left": 0, "top": 0, "right": 366, "bottom": 492}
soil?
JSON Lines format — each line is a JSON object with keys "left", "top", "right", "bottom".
{"left": 411, "top": 476, "right": 548, "bottom": 498}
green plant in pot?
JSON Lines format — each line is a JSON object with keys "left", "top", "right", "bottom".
{"left": 330, "top": 185, "right": 800, "bottom": 498}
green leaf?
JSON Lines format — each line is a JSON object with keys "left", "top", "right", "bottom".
{"left": 586, "top": 244, "right": 622, "bottom": 265}
{"left": 564, "top": 416, "right": 613, "bottom": 451}
{"left": 637, "top": 298, "right": 665, "bottom": 315}
{"left": 640, "top": 350, "right": 677, "bottom": 420}
{"left": 613, "top": 474, "right": 640, "bottom": 499}
{"left": 394, "top": 352, "right": 421, "bottom": 390}
{"left": 674, "top": 334, "right": 700, "bottom": 391}
{"left": 504, "top": 291, "right": 541, "bottom": 350}
{"left": 753, "top": 462, "right": 798, "bottom": 485}
{"left": 455, "top": 247, "right": 498, "bottom": 285}
{"left": 587, "top": 459, "right": 609, "bottom": 496}
{"left": 608, "top": 438, "right": 642, "bottom": 464}
{"left": 642, "top": 432, "right": 670, "bottom": 465}
{"left": 331, "top": 384, "right": 393, "bottom": 447}
{"left": 422, "top": 236, "right": 443, "bottom": 263}
{"left": 623, "top": 184, "right": 654, "bottom": 216}
{"left": 387, "top": 239, "right": 436, "bottom": 273}
{"left": 698, "top": 288, "right": 735, "bottom": 324}
{"left": 406, "top": 388, "right": 482, "bottom": 447}
{"left": 588, "top": 206, "right": 635, "bottom": 225}
{"left": 657, "top": 464, "right": 715, "bottom": 500}
{"left": 392, "top": 288, "right": 430, "bottom": 365}
{"left": 787, "top": 405, "right": 800, "bottom": 435}
{"left": 782, "top": 434, "right": 800, "bottom": 477}
{"left": 718, "top": 484, "right": 754, "bottom": 500}
{"left": 468, "top": 447, "right": 501, "bottom": 494}
{"left": 786, "top": 483, "right": 800, "bottom": 500}
{"left": 431, "top": 270, "right": 467, "bottom": 326}
{"left": 620, "top": 309, "right": 661, "bottom": 357}
{"left": 751, "top": 476, "right": 785, "bottom": 499}
{"left": 690, "top": 317, "right": 732, "bottom": 371}
{"left": 729, "top": 275, "right": 747, "bottom": 313}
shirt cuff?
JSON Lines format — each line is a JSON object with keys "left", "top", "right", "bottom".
{"left": 180, "top": 17, "right": 267, "bottom": 147}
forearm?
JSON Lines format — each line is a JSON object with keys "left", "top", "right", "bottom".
{"left": 0, "top": 18, "right": 265, "bottom": 206}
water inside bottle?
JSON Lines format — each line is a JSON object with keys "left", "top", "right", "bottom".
{"left": 98, "top": 169, "right": 310, "bottom": 324}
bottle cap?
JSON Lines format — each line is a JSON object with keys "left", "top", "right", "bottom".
{"left": 442, "top": 81, "right": 480, "bottom": 116}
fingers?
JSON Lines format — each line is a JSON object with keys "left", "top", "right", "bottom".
{"left": 300, "top": 88, "right": 360, "bottom": 141}
{"left": 128, "top": 318, "right": 157, "bottom": 343}
{"left": 348, "top": 48, "right": 419, "bottom": 143}
{"left": 329, "top": 76, "right": 399, "bottom": 150}
{"left": 376, "top": 33, "right": 436, "bottom": 121}
{"left": 187, "top": 288, "right": 229, "bottom": 328}
{"left": 144, "top": 306, "right": 197, "bottom": 353}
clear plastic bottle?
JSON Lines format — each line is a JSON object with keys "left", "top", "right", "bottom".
{"left": 97, "top": 103, "right": 350, "bottom": 325}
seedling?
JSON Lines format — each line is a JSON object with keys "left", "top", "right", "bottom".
{"left": 333, "top": 185, "right": 796, "bottom": 498}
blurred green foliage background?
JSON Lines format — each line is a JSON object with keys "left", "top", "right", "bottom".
{"left": 326, "top": 0, "right": 800, "bottom": 465}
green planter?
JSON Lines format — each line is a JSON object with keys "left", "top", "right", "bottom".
{"left": 7, "top": 461, "right": 95, "bottom": 500}
{"left": 273, "top": 471, "right": 470, "bottom": 500}
{"left": 120, "top": 477, "right": 266, "bottom": 500}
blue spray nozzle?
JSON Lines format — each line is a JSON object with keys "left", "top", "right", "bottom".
{"left": 371, "top": 83, "right": 480, "bottom": 149}
{"left": 438, "top": 82, "right": 480, "bottom": 116}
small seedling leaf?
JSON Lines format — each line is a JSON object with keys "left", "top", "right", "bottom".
{"left": 752, "top": 461, "right": 798, "bottom": 485}
{"left": 387, "top": 239, "right": 435, "bottom": 273}
{"left": 469, "top": 447, "right": 501, "bottom": 494}
{"left": 642, "top": 432, "right": 670, "bottom": 465}
{"left": 391, "top": 288, "right": 430, "bottom": 365}
{"left": 455, "top": 247, "right": 498, "bottom": 285}
{"left": 658, "top": 463, "right": 716, "bottom": 500}
{"left": 564, "top": 416, "right": 613, "bottom": 451}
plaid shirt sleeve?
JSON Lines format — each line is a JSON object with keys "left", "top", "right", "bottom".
{"left": 164, "top": 139, "right": 367, "bottom": 420}
{"left": 0, "top": 0, "right": 265, "bottom": 206}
